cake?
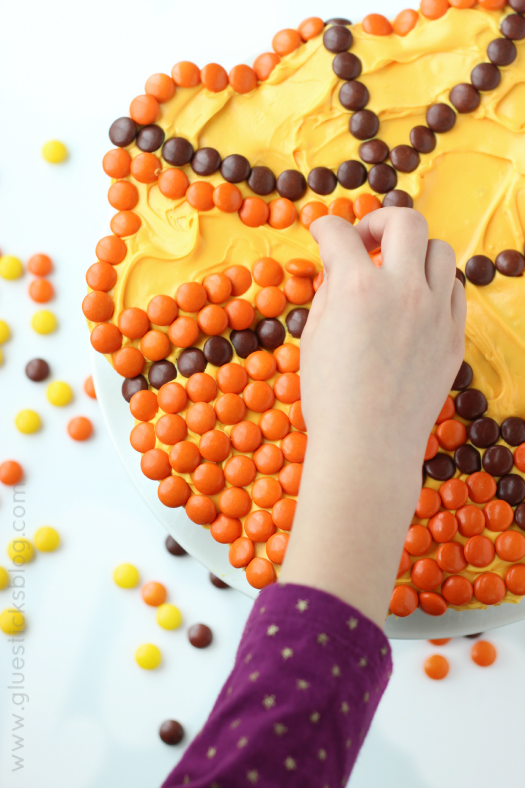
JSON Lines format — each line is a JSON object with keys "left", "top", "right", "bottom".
{"left": 84, "top": 1, "right": 525, "bottom": 615}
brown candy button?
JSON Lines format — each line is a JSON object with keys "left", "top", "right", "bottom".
{"left": 332, "top": 52, "right": 362, "bottom": 81}
{"left": 501, "top": 416, "right": 525, "bottom": 446}
{"left": 410, "top": 126, "right": 436, "bottom": 154}
{"left": 426, "top": 104, "right": 456, "bottom": 133}
{"left": 497, "top": 474, "right": 525, "bottom": 506}
{"left": 471, "top": 63, "right": 501, "bottom": 92}
{"left": 165, "top": 535, "right": 187, "bottom": 556}
{"left": 465, "top": 632, "right": 484, "bottom": 639}
{"left": 148, "top": 360, "right": 177, "bottom": 389}
{"left": 468, "top": 417, "right": 500, "bottom": 448}
{"left": 203, "top": 336, "right": 233, "bottom": 366}
{"left": 501, "top": 13, "right": 525, "bottom": 40}
{"left": 159, "top": 720, "right": 184, "bottom": 745}
{"left": 25, "top": 358, "right": 50, "bottom": 382}
{"left": 337, "top": 160, "right": 367, "bottom": 190}
{"left": 349, "top": 110, "right": 380, "bottom": 140}
{"left": 390, "top": 145, "right": 420, "bottom": 173}
{"left": 221, "top": 154, "right": 251, "bottom": 183}
{"left": 191, "top": 147, "right": 221, "bottom": 176}
{"left": 136, "top": 125, "right": 165, "bottom": 152}
{"left": 286, "top": 308, "right": 309, "bottom": 338}
{"left": 456, "top": 268, "right": 466, "bottom": 287}
{"left": 487, "top": 38, "right": 517, "bottom": 66}
{"left": 482, "top": 445, "right": 514, "bottom": 477}
{"left": 247, "top": 166, "right": 276, "bottom": 196}
{"left": 210, "top": 572, "right": 229, "bottom": 589}
{"left": 368, "top": 163, "right": 397, "bottom": 194}
{"left": 450, "top": 84, "right": 480, "bottom": 114}
{"left": 455, "top": 388, "right": 488, "bottom": 420}
{"left": 307, "top": 167, "right": 337, "bottom": 195}
{"left": 188, "top": 623, "right": 213, "bottom": 648}
{"left": 510, "top": 0, "right": 525, "bottom": 11}
{"left": 177, "top": 347, "right": 207, "bottom": 378}
{"left": 256, "top": 318, "right": 286, "bottom": 349}
{"left": 339, "top": 80, "right": 369, "bottom": 111}
{"left": 454, "top": 445, "right": 481, "bottom": 475}
{"left": 230, "top": 329, "right": 259, "bottom": 358}
{"left": 121, "top": 374, "right": 148, "bottom": 402}
{"left": 162, "top": 137, "right": 194, "bottom": 166}
{"left": 359, "top": 139, "right": 389, "bottom": 164}
{"left": 323, "top": 25, "right": 353, "bottom": 53}
{"left": 495, "top": 250, "right": 525, "bottom": 277}
{"left": 452, "top": 361, "right": 473, "bottom": 391}
{"left": 325, "top": 17, "right": 351, "bottom": 25}
{"left": 424, "top": 453, "right": 456, "bottom": 482}
{"left": 109, "top": 117, "right": 137, "bottom": 147}
{"left": 465, "top": 255, "right": 495, "bottom": 286}
{"left": 382, "top": 190, "right": 413, "bottom": 208}
{"left": 276, "top": 170, "right": 307, "bottom": 201}
{"left": 514, "top": 502, "right": 525, "bottom": 530}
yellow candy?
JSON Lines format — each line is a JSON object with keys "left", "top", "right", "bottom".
{"left": 0, "top": 255, "right": 23, "bottom": 280}
{"left": 7, "top": 539, "right": 34, "bottom": 565}
{"left": 42, "top": 140, "right": 68, "bottom": 163}
{"left": 0, "top": 567, "right": 9, "bottom": 590}
{"left": 32, "top": 310, "right": 57, "bottom": 335}
{"left": 47, "top": 381, "right": 72, "bottom": 407}
{"left": 113, "top": 563, "right": 140, "bottom": 589}
{"left": 156, "top": 603, "right": 182, "bottom": 630}
{"left": 135, "top": 643, "right": 162, "bottom": 670}
{"left": 34, "top": 527, "right": 60, "bottom": 552}
{"left": 15, "top": 410, "right": 41, "bottom": 434}
{"left": 0, "top": 609, "right": 25, "bottom": 635}
{"left": 0, "top": 320, "right": 10, "bottom": 344}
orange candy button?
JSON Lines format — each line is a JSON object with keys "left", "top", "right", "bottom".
{"left": 272, "top": 498, "right": 296, "bottom": 531}
{"left": 229, "top": 537, "right": 255, "bottom": 568}
{"left": 427, "top": 511, "right": 458, "bottom": 543}
{"left": 255, "top": 444, "right": 284, "bottom": 475}
{"left": 442, "top": 575, "right": 473, "bottom": 606}
{"left": 483, "top": 499, "right": 514, "bottom": 532}
{"left": 266, "top": 532, "right": 289, "bottom": 565}
{"left": 389, "top": 585, "right": 418, "bottom": 617}
{"left": 415, "top": 487, "right": 441, "bottom": 519}
{"left": 253, "top": 258, "right": 283, "bottom": 287}
{"left": 90, "top": 323, "right": 122, "bottom": 354}
{"left": 141, "top": 449, "right": 171, "bottom": 480}
{"left": 419, "top": 592, "right": 447, "bottom": 617}
{"left": 255, "top": 284, "right": 286, "bottom": 316}
{"left": 169, "top": 442, "right": 201, "bottom": 474}
{"left": 210, "top": 514, "right": 242, "bottom": 544}
{"left": 436, "top": 542, "right": 467, "bottom": 574}
{"left": 186, "top": 495, "right": 217, "bottom": 525}
{"left": 404, "top": 525, "right": 432, "bottom": 556}
{"left": 439, "top": 478, "right": 468, "bottom": 510}
{"left": 473, "top": 572, "right": 506, "bottom": 605}
{"left": 505, "top": 563, "right": 525, "bottom": 596}
{"left": 466, "top": 472, "right": 497, "bottom": 504}
{"left": 141, "top": 581, "right": 167, "bottom": 607}
{"left": 158, "top": 476, "right": 191, "bottom": 508}
{"left": 424, "top": 654, "right": 449, "bottom": 680}
{"left": 471, "top": 640, "right": 497, "bottom": 667}
{"left": 246, "top": 557, "right": 276, "bottom": 589}
{"left": 464, "top": 534, "right": 495, "bottom": 568}
{"left": 411, "top": 558, "right": 443, "bottom": 591}
{"left": 253, "top": 52, "right": 280, "bottom": 82}
{"left": 495, "top": 530, "right": 525, "bottom": 562}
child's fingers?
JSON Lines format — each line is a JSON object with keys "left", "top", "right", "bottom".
{"left": 354, "top": 207, "right": 429, "bottom": 277}
{"left": 310, "top": 216, "right": 372, "bottom": 281}
{"left": 301, "top": 279, "right": 327, "bottom": 345}
{"left": 425, "top": 239, "right": 456, "bottom": 296}
{"left": 451, "top": 278, "right": 467, "bottom": 329}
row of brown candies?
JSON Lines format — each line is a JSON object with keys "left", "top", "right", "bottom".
{"left": 463, "top": 249, "right": 525, "bottom": 286}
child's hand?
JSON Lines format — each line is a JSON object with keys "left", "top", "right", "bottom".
{"left": 280, "top": 209, "right": 466, "bottom": 626}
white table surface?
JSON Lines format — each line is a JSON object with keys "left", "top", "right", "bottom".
{"left": 0, "top": 2, "right": 524, "bottom": 786}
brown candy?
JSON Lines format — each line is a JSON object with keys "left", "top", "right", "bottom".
{"left": 136, "top": 125, "right": 165, "bottom": 152}
{"left": 450, "top": 84, "right": 480, "bottom": 114}
{"left": 468, "top": 417, "right": 500, "bottom": 448}
{"left": 165, "top": 535, "right": 187, "bottom": 556}
{"left": 162, "top": 137, "right": 194, "bottom": 166}
{"left": 191, "top": 147, "right": 221, "bottom": 176}
{"left": 390, "top": 145, "right": 420, "bottom": 173}
{"left": 501, "top": 416, "right": 525, "bottom": 446}
{"left": 121, "top": 374, "right": 148, "bottom": 402}
{"left": 482, "top": 445, "right": 514, "bottom": 477}
{"left": 332, "top": 52, "right": 362, "bottom": 81}
{"left": 276, "top": 170, "right": 307, "bottom": 201}
{"left": 307, "top": 167, "right": 337, "bottom": 195}
{"left": 487, "top": 38, "right": 517, "bottom": 66}
{"left": 325, "top": 17, "right": 351, "bottom": 25}
{"left": 424, "top": 453, "right": 456, "bottom": 482}
{"left": 465, "top": 255, "right": 495, "bottom": 286}
{"left": 456, "top": 269, "right": 466, "bottom": 287}
{"left": 426, "top": 104, "right": 456, "bottom": 133}
{"left": 471, "top": 63, "right": 501, "bottom": 92}
{"left": 203, "top": 336, "right": 233, "bottom": 366}
{"left": 454, "top": 445, "right": 481, "bottom": 475}
{"left": 465, "top": 632, "right": 484, "bottom": 639}
{"left": 286, "top": 308, "right": 309, "bottom": 338}
{"left": 452, "top": 361, "right": 473, "bottom": 391}
{"left": 188, "top": 623, "right": 213, "bottom": 648}
{"left": 455, "top": 388, "right": 488, "bottom": 420}
{"left": 159, "top": 720, "right": 184, "bottom": 745}
{"left": 25, "top": 358, "right": 50, "bottom": 381}
{"left": 501, "top": 13, "right": 525, "bottom": 41}
{"left": 349, "top": 110, "right": 379, "bottom": 140}
{"left": 368, "top": 163, "right": 397, "bottom": 194}
{"left": 148, "top": 360, "right": 177, "bottom": 389}
{"left": 339, "top": 81, "right": 369, "bottom": 111}
{"left": 510, "top": 0, "right": 525, "bottom": 11}
{"left": 210, "top": 573, "right": 229, "bottom": 589}
{"left": 382, "top": 190, "right": 413, "bottom": 208}
{"left": 109, "top": 117, "right": 137, "bottom": 147}
{"left": 495, "top": 250, "right": 525, "bottom": 277}
{"left": 256, "top": 318, "right": 285, "bottom": 349}
{"left": 230, "top": 329, "right": 259, "bottom": 358}
{"left": 514, "top": 502, "right": 525, "bottom": 530}
{"left": 221, "top": 154, "right": 251, "bottom": 183}
{"left": 359, "top": 139, "right": 389, "bottom": 164}
{"left": 323, "top": 25, "right": 353, "bottom": 53}
{"left": 177, "top": 347, "right": 207, "bottom": 377}
{"left": 247, "top": 166, "right": 276, "bottom": 195}
{"left": 410, "top": 126, "right": 436, "bottom": 154}
{"left": 497, "top": 474, "right": 525, "bottom": 506}
{"left": 337, "top": 160, "right": 367, "bottom": 189}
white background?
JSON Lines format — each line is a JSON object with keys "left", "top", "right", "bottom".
{"left": 0, "top": 1, "right": 525, "bottom": 787}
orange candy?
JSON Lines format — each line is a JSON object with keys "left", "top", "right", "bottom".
{"left": 255, "top": 286, "right": 286, "bottom": 318}
{"left": 419, "top": 592, "right": 447, "bottom": 617}
{"left": 253, "top": 258, "right": 283, "bottom": 287}
{"left": 471, "top": 640, "right": 497, "bottom": 667}
{"left": 0, "top": 460, "right": 23, "bottom": 485}
{"left": 393, "top": 9, "right": 419, "bottom": 36}
{"left": 213, "top": 183, "right": 243, "bottom": 213}
{"left": 145, "top": 73, "right": 175, "bottom": 102}
{"left": 96, "top": 235, "right": 127, "bottom": 265}
{"left": 216, "top": 364, "right": 249, "bottom": 394}
{"left": 328, "top": 198, "right": 355, "bottom": 223}
{"left": 313, "top": 272, "right": 323, "bottom": 292}
{"left": 448, "top": 0, "right": 475, "bottom": 6}
{"left": 187, "top": 181, "right": 215, "bottom": 211}
{"left": 186, "top": 373, "right": 217, "bottom": 403}
{"left": 389, "top": 585, "right": 418, "bottom": 617}
{"left": 362, "top": 13, "right": 393, "bottom": 35}
{"left": 103, "top": 148, "right": 132, "bottom": 179}
{"left": 252, "top": 477, "right": 283, "bottom": 509}
{"left": 210, "top": 514, "right": 242, "bottom": 544}
{"left": 224, "top": 299, "right": 255, "bottom": 331}
{"left": 186, "top": 402, "right": 216, "bottom": 434}
{"left": 397, "top": 549, "right": 411, "bottom": 578}
{"left": 220, "top": 487, "right": 252, "bottom": 518}
{"left": 141, "top": 448, "right": 171, "bottom": 480}
{"left": 177, "top": 282, "right": 207, "bottom": 313}
{"left": 169, "top": 441, "right": 201, "bottom": 473}
{"left": 298, "top": 16, "right": 324, "bottom": 40}
{"left": 428, "top": 638, "right": 451, "bottom": 646}
{"left": 197, "top": 304, "right": 228, "bottom": 335}
{"left": 464, "top": 534, "right": 495, "bottom": 567}
{"left": 158, "top": 475, "right": 191, "bottom": 508}
{"left": 415, "top": 487, "right": 441, "bottom": 519}
{"left": 27, "top": 253, "right": 53, "bottom": 276}
{"left": 108, "top": 181, "right": 138, "bottom": 211}
{"left": 129, "top": 94, "right": 159, "bottom": 125}
{"left": 214, "top": 393, "right": 247, "bottom": 425}
{"left": 86, "top": 262, "right": 117, "bottom": 292}
{"left": 435, "top": 419, "right": 467, "bottom": 451}
{"left": 90, "top": 323, "right": 122, "bottom": 354}
{"left": 436, "top": 541, "right": 467, "bottom": 574}
{"left": 495, "top": 530, "right": 525, "bottom": 562}
{"left": 268, "top": 198, "right": 297, "bottom": 229}
{"left": 266, "top": 532, "right": 289, "bottom": 565}
{"left": 172, "top": 61, "right": 201, "bottom": 88}
{"left": 473, "top": 572, "right": 506, "bottom": 605}
{"left": 246, "top": 557, "right": 276, "bottom": 589}
{"left": 168, "top": 316, "right": 199, "bottom": 348}
{"left": 113, "top": 347, "right": 145, "bottom": 378}
{"left": 224, "top": 455, "right": 257, "bottom": 487}
{"left": 420, "top": 0, "right": 451, "bottom": 20}
{"left": 274, "top": 372, "right": 300, "bottom": 404}
{"left": 84, "top": 376, "right": 96, "bottom": 399}
{"left": 435, "top": 395, "right": 455, "bottom": 424}
{"left": 83, "top": 291, "right": 114, "bottom": 322}
{"left": 483, "top": 499, "right": 514, "bottom": 532}
{"left": 285, "top": 259, "right": 316, "bottom": 277}
{"left": 118, "top": 307, "right": 150, "bottom": 338}
{"left": 203, "top": 273, "right": 232, "bottom": 305}
{"left": 442, "top": 575, "right": 473, "bottom": 606}
{"left": 245, "top": 510, "right": 276, "bottom": 542}
{"left": 192, "top": 463, "right": 225, "bottom": 495}
{"left": 201, "top": 63, "right": 228, "bottom": 92}
{"left": 155, "top": 414, "right": 187, "bottom": 445}
{"left": 246, "top": 351, "right": 277, "bottom": 381}
{"left": 353, "top": 194, "right": 382, "bottom": 220}
{"left": 281, "top": 432, "right": 307, "bottom": 463}
{"left": 505, "top": 563, "right": 525, "bottom": 595}
{"left": 424, "top": 654, "right": 449, "bottom": 680}
{"left": 130, "top": 422, "right": 156, "bottom": 453}
{"left": 130, "top": 152, "right": 160, "bottom": 184}
{"left": 147, "top": 295, "right": 178, "bottom": 326}
{"left": 141, "top": 581, "right": 167, "bottom": 607}
{"left": 456, "top": 504, "right": 486, "bottom": 537}
{"left": 272, "top": 28, "right": 302, "bottom": 56}
{"left": 229, "top": 537, "right": 255, "bottom": 568}
{"left": 274, "top": 344, "right": 300, "bottom": 374}
{"left": 110, "top": 211, "right": 141, "bottom": 237}
{"left": 478, "top": 0, "right": 507, "bottom": 8}
{"left": 299, "top": 201, "right": 328, "bottom": 229}
{"left": 157, "top": 381, "right": 187, "bottom": 414}
{"left": 428, "top": 511, "right": 458, "bottom": 543}
{"left": 466, "top": 471, "right": 497, "bottom": 504}
{"left": 278, "top": 462, "right": 301, "bottom": 494}
{"left": 130, "top": 390, "right": 158, "bottom": 422}
{"left": 139, "top": 330, "right": 171, "bottom": 361}
{"left": 199, "top": 430, "right": 231, "bottom": 463}
{"left": 259, "top": 409, "right": 290, "bottom": 440}
{"left": 411, "top": 558, "right": 443, "bottom": 591}
{"left": 439, "top": 478, "right": 468, "bottom": 510}
{"left": 229, "top": 64, "right": 258, "bottom": 94}
{"left": 513, "top": 443, "right": 525, "bottom": 472}
{"left": 404, "top": 525, "right": 432, "bottom": 556}
{"left": 424, "top": 433, "right": 439, "bottom": 461}
{"left": 284, "top": 275, "right": 314, "bottom": 305}
{"left": 186, "top": 495, "right": 217, "bottom": 525}
{"left": 253, "top": 52, "right": 280, "bottom": 82}
{"left": 272, "top": 498, "right": 296, "bottom": 531}
{"left": 224, "top": 265, "right": 252, "bottom": 296}
{"left": 230, "top": 420, "right": 262, "bottom": 453}
{"left": 158, "top": 168, "right": 189, "bottom": 199}
{"left": 243, "top": 381, "right": 275, "bottom": 412}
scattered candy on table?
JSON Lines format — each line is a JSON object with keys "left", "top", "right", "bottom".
{"left": 15, "top": 409, "right": 41, "bottom": 434}
{"left": 67, "top": 416, "right": 93, "bottom": 441}
{"left": 428, "top": 638, "right": 450, "bottom": 646}
{"left": 0, "top": 460, "right": 23, "bottom": 485}
{"left": 84, "top": 375, "right": 96, "bottom": 399}
{"left": 159, "top": 720, "right": 184, "bottom": 745}
{"left": 113, "top": 563, "right": 140, "bottom": 589}
{"left": 188, "top": 623, "right": 213, "bottom": 649}
{"left": 424, "top": 654, "right": 450, "bottom": 680}
{"left": 210, "top": 573, "right": 229, "bottom": 589}
{"left": 0, "top": 567, "right": 9, "bottom": 590}
{"left": 135, "top": 643, "right": 162, "bottom": 670}
{"left": 27, "top": 253, "right": 53, "bottom": 276}
{"left": 42, "top": 140, "right": 68, "bottom": 163}
{"left": 471, "top": 640, "right": 497, "bottom": 667}
{"left": 165, "top": 535, "right": 186, "bottom": 556}
{"left": 46, "top": 381, "right": 72, "bottom": 406}
{"left": 0, "top": 255, "right": 23, "bottom": 280}
{"left": 34, "top": 526, "right": 60, "bottom": 552}
{"left": 141, "top": 581, "right": 167, "bottom": 606}
{"left": 0, "top": 320, "right": 11, "bottom": 344}
{"left": 25, "top": 358, "right": 50, "bottom": 381}
{"left": 7, "top": 538, "right": 34, "bottom": 565}
{"left": 32, "top": 309, "right": 57, "bottom": 334}
{"left": 29, "top": 279, "right": 54, "bottom": 303}
{"left": 156, "top": 603, "right": 182, "bottom": 630}
{"left": 0, "top": 608, "right": 25, "bottom": 635}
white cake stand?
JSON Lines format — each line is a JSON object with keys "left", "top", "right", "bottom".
{"left": 92, "top": 348, "right": 525, "bottom": 639}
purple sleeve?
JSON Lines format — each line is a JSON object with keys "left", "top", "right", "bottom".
{"left": 162, "top": 582, "right": 392, "bottom": 788}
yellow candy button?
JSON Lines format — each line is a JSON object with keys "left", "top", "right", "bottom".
{"left": 32, "top": 310, "right": 57, "bottom": 335}
{"left": 42, "top": 140, "right": 68, "bottom": 163}
{"left": 0, "top": 567, "right": 9, "bottom": 590}
{"left": 0, "top": 320, "right": 10, "bottom": 344}
{"left": 34, "top": 527, "right": 60, "bottom": 552}
{"left": 7, "top": 539, "right": 34, "bottom": 565}
{"left": 0, "top": 255, "right": 23, "bottom": 280}
{"left": 47, "top": 381, "right": 72, "bottom": 407}
{"left": 156, "top": 603, "right": 182, "bottom": 630}
{"left": 135, "top": 643, "right": 162, "bottom": 670}
{"left": 15, "top": 410, "right": 41, "bottom": 434}
{"left": 113, "top": 563, "right": 140, "bottom": 589}
{"left": 0, "top": 608, "right": 25, "bottom": 635}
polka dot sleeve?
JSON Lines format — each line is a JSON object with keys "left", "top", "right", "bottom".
{"left": 162, "top": 582, "right": 392, "bottom": 787}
